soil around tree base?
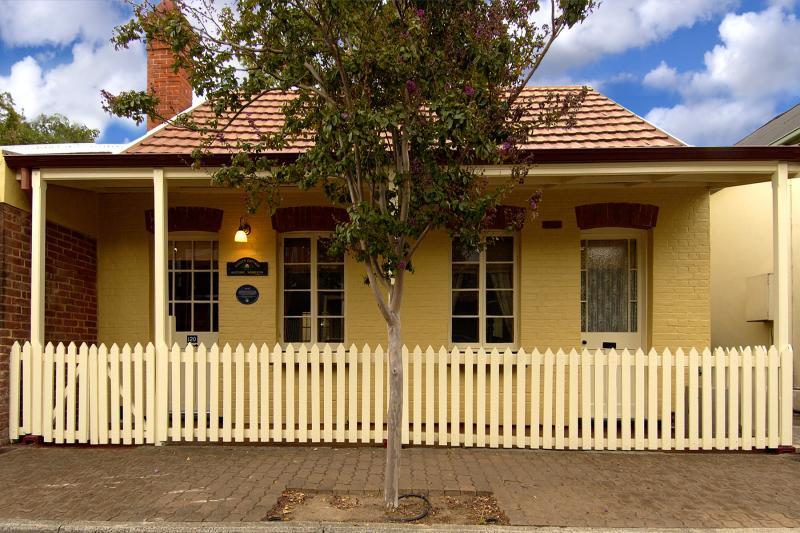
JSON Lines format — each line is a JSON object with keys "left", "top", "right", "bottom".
{"left": 265, "top": 490, "right": 509, "bottom": 525}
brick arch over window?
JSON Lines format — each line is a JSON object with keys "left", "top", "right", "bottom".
{"left": 271, "top": 206, "right": 348, "bottom": 233}
{"left": 574, "top": 202, "right": 659, "bottom": 230}
{"left": 144, "top": 207, "right": 224, "bottom": 233}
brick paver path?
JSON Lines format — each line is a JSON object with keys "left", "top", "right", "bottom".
{"left": 0, "top": 444, "right": 798, "bottom": 528}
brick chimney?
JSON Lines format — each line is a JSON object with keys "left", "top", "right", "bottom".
{"left": 146, "top": 0, "right": 192, "bottom": 130}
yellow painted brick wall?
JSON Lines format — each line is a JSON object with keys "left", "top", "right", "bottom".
{"left": 514, "top": 187, "right": 710, "bottom": 352}
{"left": 97, "top": 193, "right": 152, "bottom": 344}
{"left": 95, "top": 186, "right": 710, "bottom": 352}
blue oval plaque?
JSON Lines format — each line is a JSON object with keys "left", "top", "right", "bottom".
{"left": 235, "top": 284, "right": 259, "bottom": 305}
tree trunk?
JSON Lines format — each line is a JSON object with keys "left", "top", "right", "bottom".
{"left": 384, "top": 315, "right": 403, "bottom": 509}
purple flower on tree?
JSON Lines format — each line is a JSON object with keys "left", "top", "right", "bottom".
{"left": 416, "top": 8, "right": 425, "bottom": 18}
{"left": 405, "top": 80, "right": 418, "bottom": 93}
{"left": 464, "top": 85, "right": 475, "bottom": 96}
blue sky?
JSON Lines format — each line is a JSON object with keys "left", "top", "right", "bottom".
{"left": 1, "top": 0, "right": 799, "bottom": 146}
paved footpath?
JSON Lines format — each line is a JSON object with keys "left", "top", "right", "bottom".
{"left": 0, "top": 442, "right": 798, "bottom": 529}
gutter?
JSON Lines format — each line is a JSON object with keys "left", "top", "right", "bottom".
{"left": 3, "top": 146, "right": 800, "bottom": 171}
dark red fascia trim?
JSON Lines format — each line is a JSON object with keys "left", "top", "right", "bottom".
{"left": 4, "top": 146, "right": 800, "bottom": 170}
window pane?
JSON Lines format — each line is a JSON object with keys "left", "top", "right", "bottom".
{"left": 284, "top": 238, "right": 311, "bottom": 263}
{"left": 586, "top": 239, "right": 628, "bottom": 332}
{"left": 212, "top": 303, "right": 219, "bottom": 332}
{"left": 486, "top": 290, "right": 513, "bottom": 316}
{"left": 285, "top": 265, "right": 311, "bottom": 290}
{"left": 452, "top": 242, "right": 479, "bottom": 262}
{"left": 213, "top": 272, "right": 219, "bottom": 299}
{"left": 486, "top": 317, "right": 513, "bottom": 343}
{"left": 193, "top": 303, "right": 211, "bottom": 332}
{"left": 168, "top": 272, "right": 173, "bottom": 299}
{"left": 581, "top": 302, "right": 587, "bottom": 332}
{"left": 318, "top": 291, "right": 343, "bottom": 316}
{"left": 284, "top": 291, "right": 311, "bottom": 316}
{"left": 630, "top": 270, "right": 637, "bottom": 302}
{"left": 486, "top": 263, "right": 513, "bottom": 289}
{"left": 318, "top": 264, "right": 344, "bottom": 290}
{"left": 194, "top": 272, "right": 211, "bottom": 301}
{"left": 580, "top": 270, "right": 586, "bottom": 301}
{"left": 172, "top": 241, "right": 192, "bottom": 269}
{"left": 630, "top": 302, "right": 637, "bottom": 332}
{"left": 318, "top": 238, "right": 343, "bottom": 262}
{"left": 452, "top": 264, "right": 478, "bottom": 289}
{"left": 174, "top": 272, "right": 192, "bottom": 300}
{"left": 284, "top": 317, "right": 310, "bottom": 342}
{"left": 174, "top": 303, "right": 191, "bottom": 331}
{"left": 486, "top": 237, "right": 513, "bottom": 261}
{"left": 452, "top": 317, "right": 479, "bottom": 344}
{"left": 452, "top": 290, "right": 478, "bottom": 316}
{"left": 194, "top": 241, "right": 212, "bottom": 270}
{"left": 318, "top": 318, "right": 344, "bottom": 343}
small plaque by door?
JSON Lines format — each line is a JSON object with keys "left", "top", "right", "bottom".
{"left": 235, "top": 284, "right": 260, "bottom": 305}
{"left": 602, "top": 341, "right": 617, "bottom": 349}
{"left": 227, "top": 257, "right": 268, "bottom": 276}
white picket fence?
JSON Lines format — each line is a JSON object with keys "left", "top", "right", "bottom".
{"left": 8, "top": 341, "right": 794, "bottom": 450}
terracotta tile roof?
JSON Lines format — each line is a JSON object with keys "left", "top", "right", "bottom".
{"left": 124, "top": 86, "right": 683, "bottom": 154}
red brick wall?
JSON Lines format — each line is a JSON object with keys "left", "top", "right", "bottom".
{"left": 0, "top": 203, "right": 97, "bottom": 440}
{"left": 146, "top": 41, "right": 192, "bottom": 130}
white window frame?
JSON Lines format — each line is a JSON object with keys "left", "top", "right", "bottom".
{"left": 167, "top": 232, "right": 219, "bottom": 335}
{"left": 449, "top": 233, "right": 518, "bottom": 349}
{"left": 279, "top": 232, "right": 346, "bottom": 346}
{"left": 579, "top": 228, "right": 647, "bottom": 348}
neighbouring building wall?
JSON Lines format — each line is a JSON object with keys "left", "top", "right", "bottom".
{"left": 711, "top": 180, "right": 800, "bottom": 350}
{"left": 0, "top": 158, "right": 100, "bottom": 441}
{"left": 0, "top": 203, "right": 98, "bottom": 440}
{"left": 710, "top": 183, "right": 773, "bottom": 347}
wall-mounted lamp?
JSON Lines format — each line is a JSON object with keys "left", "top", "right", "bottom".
{"left": 235, "top": 216, "right": 251, "bottom": 243}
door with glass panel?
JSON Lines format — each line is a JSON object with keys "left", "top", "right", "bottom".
{"left": 580, "top": 233, "right": 644, "bottom": 350}
{"left": 282, "top": 236, "right": 344, "bottom": 345}
{"left": 168, "top": 240, "right": 219, "bottom": 348}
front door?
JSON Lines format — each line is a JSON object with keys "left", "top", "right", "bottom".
{"left": 580, "top": 233, "right": 644, "bottom": 350}
{"left": 169, "top": 239, "right": 219, "bottom": 348}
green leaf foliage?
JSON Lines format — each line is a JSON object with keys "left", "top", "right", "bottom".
{"left": 106, "top": 0, "right": 594, "bottom": 318}
{"left": 0, "top": 92, "right": 98, "bottom": 145}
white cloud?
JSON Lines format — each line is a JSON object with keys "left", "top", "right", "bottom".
{"left": 535, "top": 0, "right": 737, "bottom": 78}
{"left": 0, "top": 0, "right": 145, "bottom": 136}
{"left": 643, "top": 61, "right": 683, "bottom": 90}
{"left": 642, "top": 4, "right": 800, "bottom": 145}
{"left": 647, "top": 99, "right": 775, "bottom": 146}
{"left": 0, "top": 41, "right": 146, "bottom": 134}
{"left": 0, "top": 0, "right": 125, "bottom": 47}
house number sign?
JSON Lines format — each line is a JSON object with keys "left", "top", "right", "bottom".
{"left": 227, "top": 257, "right": 268, "bottom": 276}
{"left": 235, "top": 284, "right": 260, "bottom": 305}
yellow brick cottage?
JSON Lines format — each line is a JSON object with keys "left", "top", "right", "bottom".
{"left": 0, "top": 37, "right": 798, "bottom": 450}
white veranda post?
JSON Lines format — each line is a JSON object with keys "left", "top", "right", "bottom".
{"left": 772, "top": 162, "right": 790, "bottom": 351}
{"left": 153, "top": 168, "right": 169, "bottom": 443}
{"left": 30, "top": 169, "right": 46, "bottom": 436}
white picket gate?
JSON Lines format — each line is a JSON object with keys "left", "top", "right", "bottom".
{"left": 8, "top": 341, "right": 795, "bottom": 450}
